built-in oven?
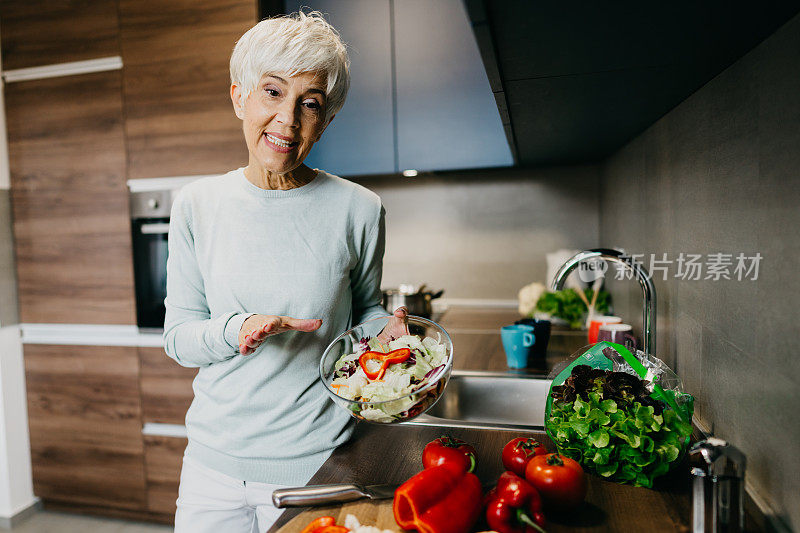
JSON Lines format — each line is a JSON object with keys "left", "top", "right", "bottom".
{"left": 128, "top": 177, "right": 204, "bottom": 331}
{"left": 130, "top": 189, "right": 172, "bottom": 330}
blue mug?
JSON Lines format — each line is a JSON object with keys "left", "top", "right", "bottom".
{"left": 501, "top": 324, "right": 536, "bottom": 369}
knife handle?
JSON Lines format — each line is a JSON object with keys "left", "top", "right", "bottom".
{"left": 272, "top": 484, "right": 367, "bottom": 508}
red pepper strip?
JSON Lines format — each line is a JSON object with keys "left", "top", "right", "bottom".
{"left": 300, "top": 516, "right": 336, "bottom": 533}
{"left": 359, "top": 348, "right": 411, "bottom": 380}
{"left": 359, "top": 351, "right": 387, "bottom": 380}
{"left": 393, "top": 462, "right": 483, "bottom": 533}
{"left": 486, "top": 471, "right": 547, "bottom": 533}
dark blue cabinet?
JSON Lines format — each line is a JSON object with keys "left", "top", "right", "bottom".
{"left": 287, "top": 0, "right": 512, "bottom": 176}
{"left": 286, "top": 0, "right": 396, "bottom": 176}
{"left": 393, "top": 0, "right": 512, "bottom": 172}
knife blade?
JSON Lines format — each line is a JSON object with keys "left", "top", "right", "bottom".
{"left": 272, "top": 483, "right": 399, "bottom": 508}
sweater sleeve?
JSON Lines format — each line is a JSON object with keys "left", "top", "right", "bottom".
{"left": 350, "top": 203, "right": 390, "bottom": 325}
{"left": 163, "top": 191, "right": 251, "bottom": 367}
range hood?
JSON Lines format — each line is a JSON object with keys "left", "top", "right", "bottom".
{"left": 463, "top": 0, "right": 800, "bottom": 166}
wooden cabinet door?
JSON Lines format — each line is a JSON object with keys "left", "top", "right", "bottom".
{"left": 24, "top": 344, "right": 147, "bottom": 510}
{"left": 139, "top": 348, "right": 194, "bottom": 518}
{"left": 139, "top": 347, "right": 196, "bottom": 425}
{"left": 285, "top": 0, "right": 396, "bottom": 176}
{"left": 144, "top": 435, "right": 187, "bottom": 516}
{"left": 393, "top": 0, "right": 513, "bottom": 172}
{"left": 6, "top": 72, "right": 136, "bottom": 324}
{"left": 118, "top": 0, "right": 255, "bottom": 179}
{"left": 0, "top": 0, "right": 120, "bottom": 70}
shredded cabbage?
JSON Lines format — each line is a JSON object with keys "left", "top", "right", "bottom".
{"left": 330, "top": 333, "right": 448, "bottom": 419}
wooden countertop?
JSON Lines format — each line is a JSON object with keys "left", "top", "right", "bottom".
{"left": 268, "top": 307, "right": 697, "bottom": 532}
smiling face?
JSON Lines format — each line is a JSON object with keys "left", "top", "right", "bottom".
{"left": 231, "top": 71, "right": 332, "bottom": 176}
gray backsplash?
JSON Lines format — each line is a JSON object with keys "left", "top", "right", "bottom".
{"left": 600, "top": 14, "right": 800, "bottom": 530}
{"left": 0, "top": 188, "right": 19, "bottom": 327}
{"left": 356, "top": 164, "right": 600, "bottom": 299}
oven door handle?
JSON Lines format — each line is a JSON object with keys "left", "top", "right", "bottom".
{"left": 139, "top": 222, "right": 170, "bottom": 235}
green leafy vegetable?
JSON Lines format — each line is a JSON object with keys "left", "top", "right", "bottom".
{"left": 534, "top": 289, "right": 611, "bottom": 329}
{"left": 546, "top": 365, "right": 693, "bottom": 488}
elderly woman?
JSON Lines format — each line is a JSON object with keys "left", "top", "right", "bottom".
{"left": 163, "top": 12, "right": 405, "bottom": 533}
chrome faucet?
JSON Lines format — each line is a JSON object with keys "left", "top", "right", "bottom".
{"left": 551, "top": 248, "right": 656, "bottom": 356}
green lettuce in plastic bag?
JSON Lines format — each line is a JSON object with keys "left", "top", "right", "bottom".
{"left": 544, "top": 342, "right": 694, "bottom": 488}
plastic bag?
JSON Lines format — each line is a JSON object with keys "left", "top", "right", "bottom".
{"left": 544, "top": 342, "right": 694, "bottom": 488}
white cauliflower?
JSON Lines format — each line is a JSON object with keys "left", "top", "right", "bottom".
{"left": 518, "top": 281, "right": 545, "bottom": 316}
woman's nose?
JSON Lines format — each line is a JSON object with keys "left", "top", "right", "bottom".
{"left": 274, "top": 100, "right": 300, "bottom": 127}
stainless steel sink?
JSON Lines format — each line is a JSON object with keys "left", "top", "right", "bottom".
{"left": 403, "top": 370, "right": 552, "bottom": 431}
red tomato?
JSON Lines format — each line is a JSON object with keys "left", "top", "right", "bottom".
{"left": 501, "top": 437, "right": 547, "bottom": 476}
{"left": 524, "top": 453, "right": 587, "bottom": 511}
{"left": 422, "top": 436, "right": 477, "bottom": 473}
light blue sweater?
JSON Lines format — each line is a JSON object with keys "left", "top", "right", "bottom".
{"left": 163, "top": 168, "right": 388, "bottom": 484}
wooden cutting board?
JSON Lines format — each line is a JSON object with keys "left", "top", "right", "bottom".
{"left": 276, "top": 500, "right": 401, "bottom": 532}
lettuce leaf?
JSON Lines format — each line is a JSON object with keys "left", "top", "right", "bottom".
{"left": 547, "top": 371, "right": 693, "bottom": 488}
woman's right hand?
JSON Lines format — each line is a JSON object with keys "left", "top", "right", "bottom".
{"left": 238, "top": 314, "right": 322, "bottom": 355}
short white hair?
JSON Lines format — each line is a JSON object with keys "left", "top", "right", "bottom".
{"left": 230, "top": 11, "right": 350, "bottom": 121}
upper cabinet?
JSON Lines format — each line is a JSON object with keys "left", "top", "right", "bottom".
{"left": 6, "top": 72, "right": 136, "bottom": 325}
{"left": 118, "top": 0, "right": 255, "bottom": 179}
{"left": 0, "top": 0, "right": 121, "bottom": 69}
{"left": 286, "top": 0, "right": 396, "bottom": 176}
{"left": 288, "top": 0, "right": 513, "bottom": 176}
{"left": 393, "top": 0, "right": 512, "bottom": 172}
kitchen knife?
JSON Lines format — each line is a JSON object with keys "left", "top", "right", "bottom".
{"left": 272, "top": 483, "right": 399, "bottom": 508}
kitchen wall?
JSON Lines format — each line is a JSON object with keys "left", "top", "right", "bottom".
{"left": 358, "top": 164, "right": 600, "bottom": 301}
{"left": 600, "top": 14, "right": 800, "bottom": 531}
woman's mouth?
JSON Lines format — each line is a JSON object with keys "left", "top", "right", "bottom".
{"left": 264, "top": 133, "right": 298, "bottom": 153}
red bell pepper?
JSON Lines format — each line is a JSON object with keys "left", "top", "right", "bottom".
{"left": 485, "top": 471, "right": 547, "bottom": 533}
{"left": 359, "top": 348, "right": 411, "bottom": 380}
{"left": 393, "top": 462, "right": 483, "bottom": 533}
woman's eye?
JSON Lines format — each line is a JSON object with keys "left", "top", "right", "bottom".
{"left": 264, "top": 88, "right": 280, "bottom": 97}
{"left": 303, "top": 100, "right": 321, "bottom": 110}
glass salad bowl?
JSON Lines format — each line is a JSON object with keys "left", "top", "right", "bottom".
{"left": 319, "top": 315, "right": 454, "bottom": 424}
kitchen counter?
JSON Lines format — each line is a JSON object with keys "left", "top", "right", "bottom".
{"left": 437, "top": 306, "right": 589, "bottom": 375}
{"left": 269, "top": 423, "right": 693, "bottom": 532}
{"left": 269, "top": 307, "right": 697, "bottom": 532}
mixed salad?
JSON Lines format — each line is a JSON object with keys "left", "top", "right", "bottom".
{"left": 329, "top": 333, "right": 448, "bottom": 423}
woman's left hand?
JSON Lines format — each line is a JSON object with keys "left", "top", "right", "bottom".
{"left": 377, "top": 306, "right": 409, "bottom": 343}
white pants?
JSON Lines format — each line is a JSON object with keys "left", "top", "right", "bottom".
{"left": 175, "top": 456, "right": 289, "bottom": 533}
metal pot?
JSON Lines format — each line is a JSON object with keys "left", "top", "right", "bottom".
{"left": 382, "top": 284, "right": 444, "bottom": 318}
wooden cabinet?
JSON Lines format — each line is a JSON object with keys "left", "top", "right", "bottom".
{"left": 139, "top": 347, "right": 195, "bottom": 517}
{"left": 24, "top": 344, "right": 147, "bottom": 510}
{"left": 118, "top": 0, "right": 255, "bottom": 179}
{"left": 2, "top": 0, "right": 253, "bottom": 523}
{"left": 5, "top": 72, "right": 136, "bottom": 324}
{"left": 144, "top": 435, "right": 187, "bottom": 516}
{"left": 24, "top": 343, "right": 196, "bottom": 522}
{"left": 0, "top": 0, "right": 121, "bottom": 70}
{"left": 139, "top": 347, "right": 196, "bottom": 425}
